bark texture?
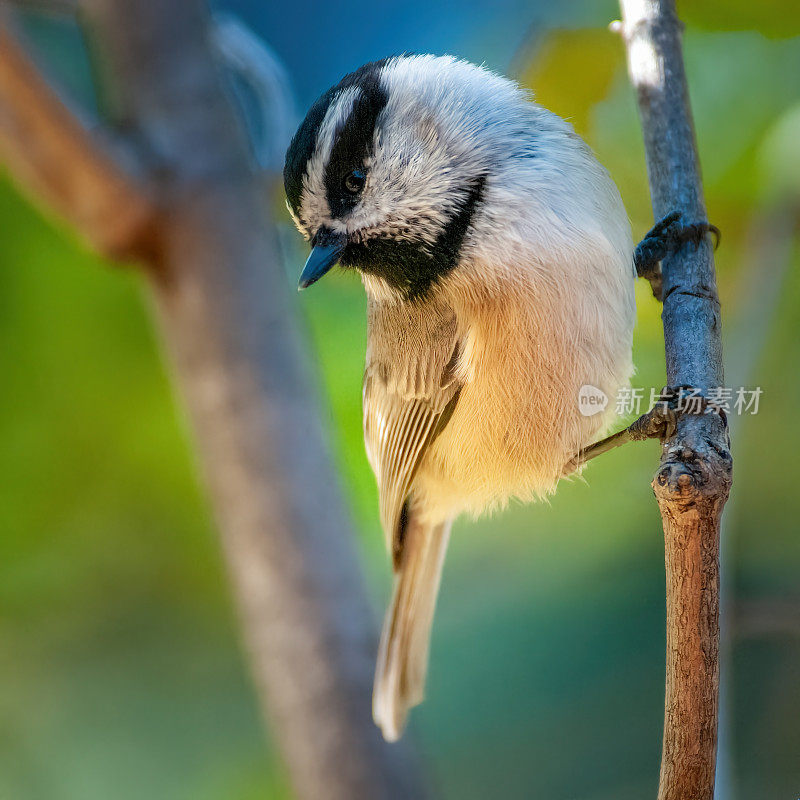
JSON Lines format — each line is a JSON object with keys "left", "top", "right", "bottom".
{"left": 618, "top": 2, "right": 733, "bottom": 799}
{"left": 0, "top": 5, "right": 426, "bottom": 799}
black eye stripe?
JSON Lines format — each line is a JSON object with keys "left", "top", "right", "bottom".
{"left": 284, "top": 59, "right": 391, "bottom": 218}
{"left": 324, "top": 69, "right": 388, "bottom": 218}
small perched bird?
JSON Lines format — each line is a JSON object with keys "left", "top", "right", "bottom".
{"left": 284, "top": 54, "right": 636, "bottom": 741}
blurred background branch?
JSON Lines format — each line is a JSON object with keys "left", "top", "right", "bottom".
{"left": 0, "top": 2, "right": 425, "bottom": 798}
{"left": 0, "top": 23, "right": 153, "bottom": 257}
{"left": 210, "top": 12, "right": 296, "bottom": 173}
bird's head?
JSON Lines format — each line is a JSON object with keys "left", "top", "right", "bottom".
{"left": 284, "top": 55, "right": 531, "bottom": 300}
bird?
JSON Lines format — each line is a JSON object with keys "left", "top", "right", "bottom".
{"left": 283, "top": 54, "right": 636, "bottom": 742}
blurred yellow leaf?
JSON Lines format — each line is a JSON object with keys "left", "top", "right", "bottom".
{"left": 517, "top": 29, "right": 624, "bottom": 138}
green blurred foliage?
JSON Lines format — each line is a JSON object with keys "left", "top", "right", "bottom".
{"left": 678, "top": 0, "right": 800, "bottom": 37}
{"left": 2, "top": 12, "right": 800, "bottom": 800}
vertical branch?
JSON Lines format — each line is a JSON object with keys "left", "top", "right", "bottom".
{"left": 0, "top": 7, "right": 427, "bottom": 799}
{"left": 78, "top": 2, "right": 425, "bottom": 797}
{"left": 617, "top": 2, "right": 733, "bottom": 799}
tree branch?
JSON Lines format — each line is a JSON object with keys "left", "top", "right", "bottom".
{"left": 1, "top": 6, "right": 426, "bottom": 798}
{"left": 210, "top": 13, "right": 296, "bottom": 172}
{"left": 0, "top": 20, "right": 153, "bottom": 257}
{"left": 617, "top": 2, "right": 733, "bottom": 799}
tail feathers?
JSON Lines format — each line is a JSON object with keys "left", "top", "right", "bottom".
{"left": 373, "top": 517, "right": 451, "bottom": 742}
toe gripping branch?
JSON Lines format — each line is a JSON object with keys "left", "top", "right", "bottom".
{"left": 634, "top": 211, "right": 721, "bottom": 301}
{"left": 563, "top": 386, "right": 728, "bottom": 476}
{"left": 628, "top": 386, "right": 728, "bottom": 441}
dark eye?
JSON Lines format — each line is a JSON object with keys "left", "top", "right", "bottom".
{"left": 343, "top": 169, "right": 366, "bottom": 195}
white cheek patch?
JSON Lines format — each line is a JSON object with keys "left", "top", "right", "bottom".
{"left": 347, "top": 86, "right": 483, "bottom": 251}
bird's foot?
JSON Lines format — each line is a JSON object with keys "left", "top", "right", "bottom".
{"left": 630, "top": 385, "right": 728, "bottom": 441}
{"left": 562, "top": 386, "right": 727, "bottom": 476}
{"left": 634, "top": 211, "right": 720, "bottom": 301}
{"left": 627, "top": 391, "right": 680, "bottom": 442}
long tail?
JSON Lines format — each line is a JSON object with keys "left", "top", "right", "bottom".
{"left": 373, "top": 515, "right": 452, "bottom": 742}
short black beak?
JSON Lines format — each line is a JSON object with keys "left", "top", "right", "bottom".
{"left": 298, "top": 232, "right": 347, "bottom": 290}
